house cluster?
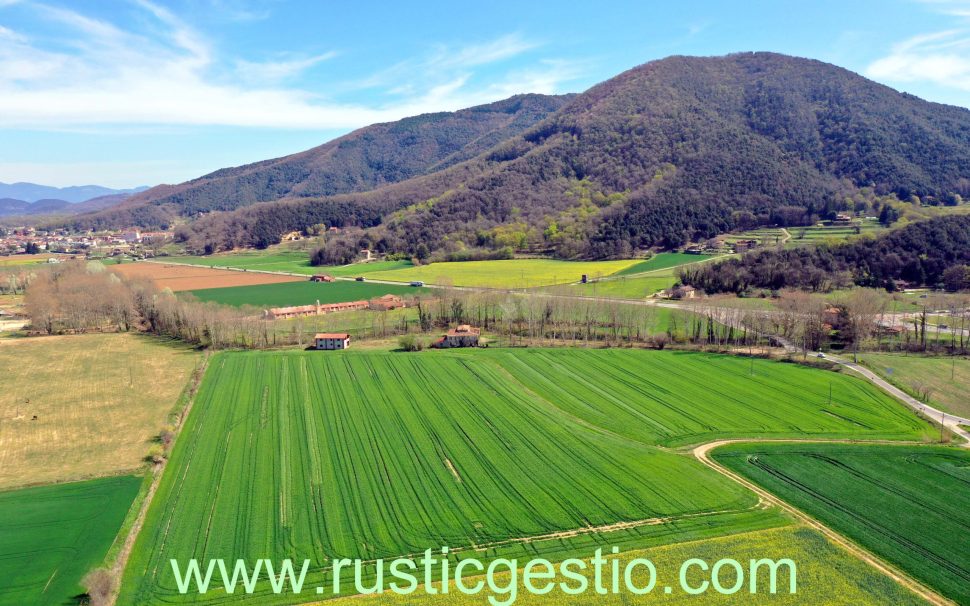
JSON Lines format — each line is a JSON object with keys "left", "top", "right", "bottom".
{"left": 0, "top": 226, "right": 173, "bottom": 257}
{"left": 264, "top": 294, "right": 408, "bottom": 320}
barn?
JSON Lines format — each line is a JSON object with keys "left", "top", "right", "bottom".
{"left": 314, "top": 333, "right": 351, "bottom": 350}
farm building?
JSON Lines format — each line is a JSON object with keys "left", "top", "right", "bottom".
{"left": 660, "top": 285, "right": 697, "bottom": 300}
{"left": 369, "top": 294, "right": 406, "bottom": 310}
{"left": 314, "top": 333, "right": 350, "bottom": 350}
{"left": 310, "top": 274, "right": 335, "bottom": 282}
{"left": 434, "top": 325, "right": 481, "bottom": 348}
{"left": 265, "top": 299, "right": 369, "bottom": 319}
{"left": 732, "top": 239, "right": 759, "bottom": 253}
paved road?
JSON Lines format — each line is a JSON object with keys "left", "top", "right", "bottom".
{"left": 772, "top": 332, "right": 970, "bottom": 447}
{"left": 824, "top": 352, "right": 970, "bottom": 446}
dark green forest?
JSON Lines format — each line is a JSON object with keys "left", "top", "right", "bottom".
{"left": 680, "top": 215, "right": 970, "bottom": 293}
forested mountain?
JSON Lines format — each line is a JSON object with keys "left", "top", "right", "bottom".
{"left": 78, "top": 93, "right": 568, "bottom": 225}
{"left": 681, "top": 214, "right": 970, "bottom": 293}
{"left": 61, "top": 53, "right": 970, "bottom": 257}
{"left": 0, "top": 194, "right": 130, "bottom": 218}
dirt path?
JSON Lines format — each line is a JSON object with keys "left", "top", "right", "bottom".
{"left": 692, "top": 438, "right": 954, "bottom": 606}
{"left": 106, "top": 351, "right": 211, "bottom": 606}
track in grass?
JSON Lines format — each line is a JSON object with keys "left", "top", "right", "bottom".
{"left": 185, "top": 280, "right": 426, "bottom": 308}
{"left": 713, "top": 442, "right": 970, "bottom": 605}
{"left": 0, "top": 475, "right": 141, "bottom": 606}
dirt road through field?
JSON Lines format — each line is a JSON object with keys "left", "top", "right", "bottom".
{"left": 692, "top": 439, "right": 954, "bottom": 606}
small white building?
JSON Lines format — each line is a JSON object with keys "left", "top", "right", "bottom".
{"left": 314, "top": 333, "right": 351, "bottom": 350}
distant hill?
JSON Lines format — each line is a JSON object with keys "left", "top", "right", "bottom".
{"left": 0, "top": 182, "right": 148, "bottom": 204}
{"left": 59, "top": 53, "right": 970, "bottom": 257}
{"left": 0, "top": 194, "right": 133, "bottom": 218}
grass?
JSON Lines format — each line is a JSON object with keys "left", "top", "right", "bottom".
{"left": 164, "top": 250, "right": 411, "bottom": 277}
{"left": 360, "top": 258, "right": 642, "bottom": 288}
{"left": 858, "top": 353, "right": 970, "bottom": 418}
{"left": 323, "top": 526, "right": 925, "bottom": 606}
{"left": 714, "top": 443, "right": 970, "bottom": 605}
{"left": 571, "top": 274, "right": 678, "bottom": 298}
{"left": 0, "top": 475, "right": 141, "bottom": 606}
{"left": 612, "top": 253, "right": 715, "bottom": 276}
{"left": 120, "top": 348, "right": 933, "bottom": 604}
{"left": 490, "top": 349, "right": 933, "bottom": 447}
{"left": 185, "top": 280, "right": 426, "bottom": 308}
{"left": 0, "top": 333, "right": 200, "bottom": 489}
{"left": 0, "top": 253, "right": 60, "bottom": 267}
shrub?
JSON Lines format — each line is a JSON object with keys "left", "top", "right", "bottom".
{"left": 398, "top": 334, "right": 424, "bottom": 352}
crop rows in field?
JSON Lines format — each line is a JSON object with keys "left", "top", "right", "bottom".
{"left": 490, "top": 349, "right": 932, "bottom": 447}
{"left": 186, "top": 280, "right": 426, "bottom": 308}
{"left": 121, "top": 350, "right": 792, "bottom": 604}
{"left": 121, "top": 348, "right": 936, "bottom": 604}
{"left": 714, "top": 443, "right": 970, "bottom": 605}
{"left": 0, "top": 476, "right": 140, "bottom": 606}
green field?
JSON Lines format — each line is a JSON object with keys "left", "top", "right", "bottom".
{"left": 121, "top": 349, "right": 772, "bottom": 604}
{"left": 0, "top": 475, "right": 140, "bottom": 606}
{"left": 572, "top": 274, "right": 679, "bottom": 298}
{"left": 612, "top": 253, "right": 715, "bottom": 276}
{"left": 553, "top": 253, "right": 718, "bottom": 299}
{"left": 360, "top": 258, "right": 642, "bottom": 288}
{"left": 186, "top": 280, "right": 426, "bottom": 308}
{"left": 714, "top": 443, "right": 970, "bottom": 604}
{"left": 165, "top": 250, "right": 411, "bottom": 277}
{"left": 859, "top": 353, "right": 970, "bottom": 418}
{"left": 491, "top": 349, "right": 932, "bottom": 446}
{"left": 325, "top": 526, "right": 925, "bottom": 606}
{"left": 120, "top": 348, "right": 934, "bottom": 604}
{"left": 787, "top": 223, "right": 886, "bottom": 246}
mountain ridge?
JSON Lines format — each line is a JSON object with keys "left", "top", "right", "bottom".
{"left": 56, "top": 53, "right": 970, "bottom": 257}
{"left": 0, "top": 182, "right": 148, "bottom": 204}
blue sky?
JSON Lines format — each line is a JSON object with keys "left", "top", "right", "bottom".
{"left": 0, "top": 0, "right": 968, "bottom": 188}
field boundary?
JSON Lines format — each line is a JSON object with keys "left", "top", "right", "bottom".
{"left": 107, "top": 350, "right": 211, "bottom": 606}
{"left": 693, "top": 438, "right": 955, "bottom": 606}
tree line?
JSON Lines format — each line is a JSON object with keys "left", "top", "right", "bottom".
{"left": 681, "top": 215, "right": 970, "bottom": 294}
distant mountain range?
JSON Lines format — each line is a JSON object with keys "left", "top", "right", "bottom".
{"left": 0, "top": 183, "right": 149, "bottom": 218}
{"left": 0, "top": 182, "right": 148, "bottom": 204}
{"left": 55, "top": 53, "right": 970, "bottom": 257}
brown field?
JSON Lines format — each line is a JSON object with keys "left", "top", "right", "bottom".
{"left": 0, "top": 333, "right": 200, "bottom": 488}
{"left": 108, "top": 261, "right": 303, "bottom": 291}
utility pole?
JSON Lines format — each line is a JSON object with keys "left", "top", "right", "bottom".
{"left": 941, "top": 412, "right": 946, "bottom": 444}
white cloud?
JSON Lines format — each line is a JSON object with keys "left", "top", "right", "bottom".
{"left": 235, "top": 52, "right": 338, "bottom": 83}
{"left": 867, "top": 29, "right": 970, "bottom": 91}
{"left": 0, "top": 4, "right": 581, "bottom": 130}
